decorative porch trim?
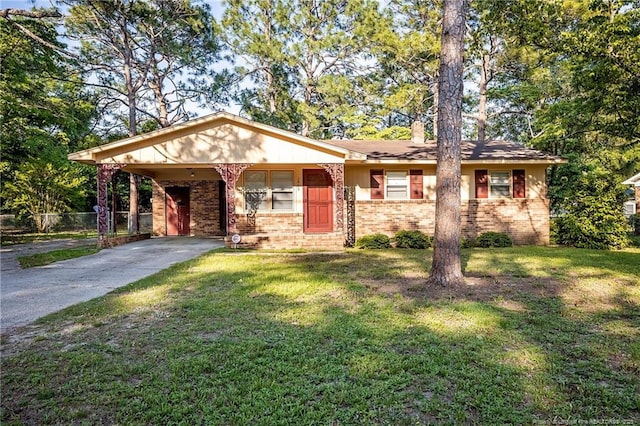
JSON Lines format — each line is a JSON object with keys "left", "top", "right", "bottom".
{"left": 318, "top": 163, "right": 345, "bottom": 232}
{"left": 97, "top": 163, "right": 125, "bottom": 244}
{"left": 214, "top": 163, "right": 253, "bottom": 234}
{"left": 345, "top": 186, "right": 356, "bottom": 247}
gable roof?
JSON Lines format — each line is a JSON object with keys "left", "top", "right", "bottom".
{"left": 325, "top": 139, "right": 565, "bottom": 164}
{"left": 68, "top": 112, "right": 564, "bottom": 168}
{"left": 68, "top": 111, "right": 365, "bottom": 165}
{"left": 623, "top": 172, "right": 640, "bottom": 186}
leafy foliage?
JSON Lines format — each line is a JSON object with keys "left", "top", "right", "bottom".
{"left": 629, "top": 214, "right": 640, "bottom": 237}
{"left": 2, "top": 160, "right": 87, "bottom": 233}
{"left": 355, "top": 233, "right": 392, "bottom": 249}
{"left": 475, "top": 232, "right": 513, "bottom": 248}
{"left": 394, "top": 230, "right": 432, "bottom": 249}
{"left": 0, "top": 13, "right": 96, "bottom": 217}
{"left": 551, "top": 160, "right": 630, "bottom": 249}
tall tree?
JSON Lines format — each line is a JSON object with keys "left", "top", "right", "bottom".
{"left": 0, "top": 9, "right": 96, "bottom": 221}
{"left": 221, "top": 0, "right": 302, "bottom": 131}
{"left": 370, "top": 0, "right": 442, "bottom": 137}
{"left": 223, "top": 0, "right": 381, "bottom": 138}
{"left": 479, "top": 0, "right": 639, "bottom": 248}
{"left": 428, "top": 0, "right": 468, "bottom": 287}
{"left": 63, "top": 0, "right": 225, "bottom": 233}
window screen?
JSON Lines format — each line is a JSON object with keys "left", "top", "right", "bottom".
{"left": 386, "top": 171, "right": 407, "bottom": 199}
{"left": 271, "top": 171, "right": 294, "bottom": 210}
{"left": 244, "top": 171, "right": 267, "bottom": 211}
{"left": 489, "top": 171, "right": 511, "bottom": 198}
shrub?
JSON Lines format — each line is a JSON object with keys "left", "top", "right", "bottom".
{"left": 394, "top": 230, "right": 432, "bottom": 249}
{"left": 548, "top": 158, "right": 630, "bottom": 250}
{"left": 460, "top": 237, "right": 475, "bottom": 248}
{"left": 555, "top": 215, "right": 629, "bottom": 250}
{"left": 355, "top": 233, "right": 391, "bottom": 249}
{"left": 475, "top": 232, "right": 513, "bottom": 248}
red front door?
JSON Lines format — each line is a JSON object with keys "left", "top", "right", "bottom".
{"left": 303, "top": 169, "right": 333, "bottom": 233}
{"left": 166, "top": 187, "right": 190, "bottom": 236}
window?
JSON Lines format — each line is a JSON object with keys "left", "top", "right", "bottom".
{"left": 243, "top": 170, "right": 294, "bottom": 212}
{"left": 475, "top": 169, "right": 526, "bottom": 199}
{"left": 387, "top": 171, "right": 407, "bottom": 199}
{"left": 244, "top": 171, "right": 267, "bottom": 211}
{"left": 370, "top": 169, "right": 423, "bottom": 200}
{"left": 271, "top": 171, "right": 294, "bottom": 210}
{"left": 490, "top": 171, "right": 511, "bottom": 198}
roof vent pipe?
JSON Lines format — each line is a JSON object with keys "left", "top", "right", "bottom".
{"left": 411, "top": 120, "right": 425, "bottom": 145}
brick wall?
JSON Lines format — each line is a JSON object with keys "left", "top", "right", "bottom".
{"left": 151, "top": 178, "right": 550, "bottom": 247}
{"left": 355, "top": 198, "right": 550, "bottom": 245}
{"left": 636, "top": 187, "right": 640, "bottom": 211}
{"left": 230, "top": 213, "right": 344, "bottom": 249}
{"left": 235, "top": 213, "right": 304, "bottom": 234}
{"left": 152, "top": 179, "right": 224, "bottom": 236}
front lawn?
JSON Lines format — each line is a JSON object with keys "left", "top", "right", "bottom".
{"left": 0, "top": 231, "right": 97, "bottom": 246}
{"left": 1, "top": 247, "right": 639, "bottom": 424}
{"left": 17, "top": 247, "right": 101, "bottom": 268}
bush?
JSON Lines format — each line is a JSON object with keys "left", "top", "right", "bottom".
{"left": 554, "top": 215, "right": 629, "bottom": 250}
{"left": 394, "top": 230, "right": 432, "bottom": 249}
{"left": 548, "top": 158, "right": 630, "bottom": 250}
{"left": 355, "top": 233, "right": 391, "bottom": 249}
{"left": 475, "top": 232, "right": 513, "bottom": 248}
{"left": 460, "top": 237, "right": 475, "bottom": 248}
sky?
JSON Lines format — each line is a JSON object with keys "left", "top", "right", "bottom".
{"left": 3, "top": 0, "right": 241, "bottom": 118}
{"left": 2, "top": 0, "right": 226, "bottom": 17}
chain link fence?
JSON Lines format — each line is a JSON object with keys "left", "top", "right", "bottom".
{"left": 0, "top": 212, "right": 152, "bottom": 233}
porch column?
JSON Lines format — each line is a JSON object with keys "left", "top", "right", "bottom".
{"left": 319, "top": 163, "right": 345, "bottom": 232}
{"left": 97, "top": 163, "right": 125, "bottom": 245}
{"left": 214, "top": 163, "right": 252, "bottom": 235}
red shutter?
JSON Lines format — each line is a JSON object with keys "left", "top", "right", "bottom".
{"left": 513, "top": 169, "right": 526, "bottom": 198}
{"left": 370, "top": 169, "right": 384, "bottom": 199}
{"left": 410, "top": 169, "right": 423, "bottom": 199}
{"left": 475, "top": 170, "right": 488, "bottom": 199}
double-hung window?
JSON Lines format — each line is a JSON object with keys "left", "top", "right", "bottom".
{"left": 475, "top": 169, "right": 526, "bottom": 199}
{"left": 244, "top": 171, "right": 267, "bottom": 212}
{"left": 271, "top": 171, "right": 294, "bottom": 210}
{"left": 370, "top": 169, "right": 424, "bottom": 200}
{"left": 489, "top": 171, "right": 511, "bottom": 198}
{"left": 244, "top": 170, "right": 294, "bottom": 212}
{"left": 386, "top": 171, "right": 408, "bottom": 199}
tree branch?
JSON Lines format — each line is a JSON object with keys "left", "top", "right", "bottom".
{"left": 3, "top": 18, "right": 78, "bottom": 59}
{"left": 0, "top": 9, "right": 62, "bottom": 19}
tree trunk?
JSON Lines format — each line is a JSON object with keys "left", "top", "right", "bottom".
{"left": 477, "top": 52, "right": 489, "bottom": 142}
{"left": 123, "top": 29, "right": 140, "bottom": 235}
{"left": 301, "top": 78, "right": 313, "bottom": 137}
{"left": 432, "top": 79, "right": 438, "bottom": 139}
{"left": 427, "top": 0, "right": 468, "bottom": 287}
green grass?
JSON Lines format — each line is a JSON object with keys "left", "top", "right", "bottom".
{"left": 17, "top": 247, "right": 101, "bottom": 268}
{"left": 2, "top": 247, "right": 639, "bottom": 424}
{"left": 0, "top": 231, "right": 97, "bottom": 246}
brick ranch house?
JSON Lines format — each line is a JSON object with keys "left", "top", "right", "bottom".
{"left": 68, "top": 112, "right": 565, "bottom": 249}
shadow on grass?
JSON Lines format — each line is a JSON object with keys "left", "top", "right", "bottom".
{"left": 1, "top": 248, "right": 639, "bottom": 424}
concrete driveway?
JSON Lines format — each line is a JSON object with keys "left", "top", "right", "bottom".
{"left": 0, "top": 237, "right": 224, "bottom": 333}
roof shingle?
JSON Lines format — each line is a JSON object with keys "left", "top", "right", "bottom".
{"left": 324, "top": 139, "right": 562, "bottom": 162}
